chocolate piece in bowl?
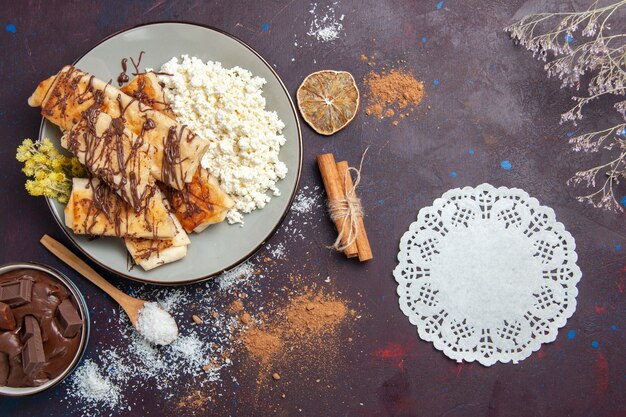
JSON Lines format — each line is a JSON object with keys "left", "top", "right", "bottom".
{"left": 0, "top": 302, "right": 16, "bottom": 331}
{"left": 0, "top": 267, "right": 86, "bottom": 389}
{"left": 55, "top": 300, "right": 82, "bottom": 338}
{"left": 0, "top": 352, "right": 8, "bottom": 386}
{"left": 23, "top": 315, "right": 40, "bottom": 341}
{"left": 21, "top": 320, "right": 45, "bottom": 375}
{"left": 0, "top": 278, "right": 33, "bottom": 307}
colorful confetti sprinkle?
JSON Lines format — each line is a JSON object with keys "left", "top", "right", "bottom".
{"left": 5, "top": 24, "right": 16, "bottom": 33}
{"left": 500, "top": 160, "right": 512, "bottom": 170}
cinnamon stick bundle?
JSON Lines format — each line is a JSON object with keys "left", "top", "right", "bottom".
{"left": 317, "top": 153, "right": 373, "bottom": 262}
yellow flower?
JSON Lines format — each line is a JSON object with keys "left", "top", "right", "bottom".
{"left": 17, "top": 137, "right": 85, "bottom": 204}
{"left": 15, "top": 139, "right": 34, "bottom": 162}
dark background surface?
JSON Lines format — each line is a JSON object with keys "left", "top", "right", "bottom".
{"left": 0, "top": 0, "right": 624, "bottom": 416}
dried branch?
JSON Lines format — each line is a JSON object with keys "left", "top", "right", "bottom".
{"left": 505, "top": 0, "right": 626, "bottom": 211}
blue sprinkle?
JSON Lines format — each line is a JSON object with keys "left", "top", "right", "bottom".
{"left": 567, "top": 131, "right": 573, "bottom": 137}
{"left": 261, "top": 23, "right": 269, "bottom": 31}
{"left": 469, "top": 149, "right": 475, "bottom": 155}
{"left": 616, "top": 245, "right": 622, "bottom": 251}
{"left": 567, "top": 329, "right": 576, "bottom": 340}
{"left": 500, "top": 160, "right": 512, "bottom": 170}
{"left": 565, "top": 34, "right": 574, "bottom": 43}
{"left": 621, "top": 196, "right": 626, "bottom": 207}
{"left": 436, "top": 1, "right": 444, "bottom": 10}
{"left": 421, "top": 37, "right": 427, "bottom": 43}
{"left": 5, "top": 24, "right": 16, "bottom": 33}
{"left": 492, "top": 63, "right": 497, "bottom": 69}
{"left": 433, "top": 79, "right": 440, "bottom": 86}
{"left": 611, "top": 325, "right": 617, "bottom": 331}
{"left": 450, "top": 171, "right": 457, "bottom": 178}
{"left": 620, "top": 128, "right": 626, "bottom": 137}
{"left": 378, "top": 199, "right": 384, "bottom": 205}
{"left": 591, "top": 340, "right": 599, "bottom": 348}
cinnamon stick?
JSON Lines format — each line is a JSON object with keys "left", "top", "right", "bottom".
{"left": 317, "top": 153, "right": 359, "bottom": 257}
{"left": 336, "top": 159, "right": 359, "bottom": 259}
{"left": 336, "top": 161, "right": 373, "bottom": 262}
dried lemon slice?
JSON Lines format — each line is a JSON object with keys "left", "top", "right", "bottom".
{"left": 297, "top": 70, "right": 360, "bottom": 136}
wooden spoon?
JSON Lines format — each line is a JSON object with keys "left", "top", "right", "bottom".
{"left": 40, "top": 234, "right": 145, "bottom": 327}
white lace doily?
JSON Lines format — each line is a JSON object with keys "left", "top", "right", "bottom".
{"left": 393, "top": 184, "right": 581, "bottom": 366}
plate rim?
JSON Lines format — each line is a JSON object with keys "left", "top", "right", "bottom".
{"left": 40, "top": 21, "right": 303, "bottom": 286}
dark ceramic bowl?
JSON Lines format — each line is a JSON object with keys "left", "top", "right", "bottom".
{"left": 0, "top": 262, "right": 90, "bottom": 396}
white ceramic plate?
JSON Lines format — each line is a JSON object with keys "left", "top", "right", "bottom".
{"left": 40, "top": 22, "right": 302, "bottom": 285}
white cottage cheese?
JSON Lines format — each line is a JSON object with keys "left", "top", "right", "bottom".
{"left": 158, "top": 55, "right": 288, "bottom": 224}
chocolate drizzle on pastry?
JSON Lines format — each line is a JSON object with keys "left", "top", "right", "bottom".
{"left": 29, "top": 65, "right": 209, "bottom": 190}
{"left": 67, "top": 108, "right": 157, "bottom": 213}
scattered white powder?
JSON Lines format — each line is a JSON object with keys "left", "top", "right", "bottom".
{"left": 61, "top": 223, "right": 334, "bottom": 413}
{"left": 64, "top": 281, "right": 257, "bottom": 415}
{"left": 216, "top": 261, "right": 255, "bottom": 291}
{"left": 136, "top": 302, "right": 178, "bottom": 345}
{"left": 307, "top": 2, "right": 344, "bottom": 42}
{"left": 280, "top": 185, "right": 324, "bottom": 242}
{"left": 268, "top": 242, "right": 286, "bottom": 259}
{"left": 292, "top": 185, "right": 322, "bottom": 214}
{"left": 159, "top": 55, "right": 288, "bottom": 225}
{"left": 67, "top": 360, "right": 121, "bottom": 409}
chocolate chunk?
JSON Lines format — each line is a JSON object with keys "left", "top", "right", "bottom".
{"left": 0, "top": 301, "right": 16, "bottom": 331}
{"left": 55, "top": 299, "right": 82, "bottom": 338}
{"left": 0, "top": 352, "right": 8, "bottom": 386}
{"left": 0, "top": 278, "right": 33, "bottom": 307}
{"left": 23, "top": 315, "right": 40, "bottom": 341}
{"left": 21, "top": 322, "right": 45, "bottom": 376}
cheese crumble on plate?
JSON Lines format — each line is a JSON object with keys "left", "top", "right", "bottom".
{"left": 158, "top": 55, "right": 288, "bottom": 225}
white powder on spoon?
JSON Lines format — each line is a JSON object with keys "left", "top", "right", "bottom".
{"left": 136, "top": 302, "right": 178, "bottom": 345}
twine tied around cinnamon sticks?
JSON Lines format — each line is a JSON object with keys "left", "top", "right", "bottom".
{"left": 317, "top": 150, "right": 373, "bottom": 262}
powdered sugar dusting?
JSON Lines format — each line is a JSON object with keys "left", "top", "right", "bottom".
{"left": 63, "top": 278, "right": 257, "bottom": 415}
{"left": 67, "top": 360, "right": 121, "bottom": 410}
{"left": 292, "top": 185, "right": 322, "bottom": 214}
{"left": 217, "top": 261, "right": 255, "bottom": 291}
{"left": 267, "top": 242, "right": 286, "bottom": 259}
{"left": 307, "top": 2, "right": 344, "bottom": 43}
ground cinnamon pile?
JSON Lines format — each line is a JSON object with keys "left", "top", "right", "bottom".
{"left": 176, "top": 390, "right": 211, "bottom": 413}
{"left": 284, "top": 292, "right": 348, "bottom": 335}
{"left": 363, "top": 68, "right": 425, "bottom": 124}
{"left": 242, "top": 289, "right": 353, "bottom": 368}
{"left": 245, "top": 328, "right": 283, "bottom": 362}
